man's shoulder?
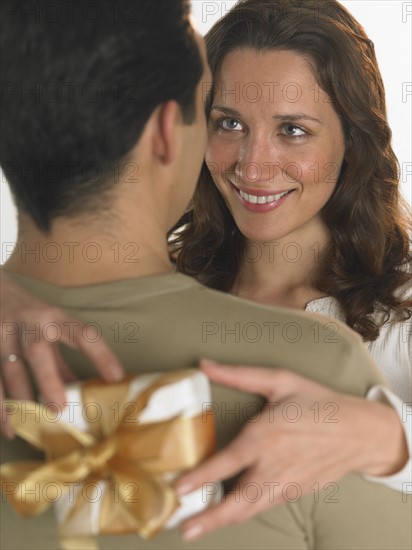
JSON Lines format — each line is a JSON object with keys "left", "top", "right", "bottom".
{"left": 6, "top": 270, "right": 384, "bottom": 394}
{"left": 6, "top": 269, "right": 362, "bottom": 346}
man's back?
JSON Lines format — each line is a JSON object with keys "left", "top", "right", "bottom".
{"left": 1, "top": 271, "right": 410, "bottom": 549}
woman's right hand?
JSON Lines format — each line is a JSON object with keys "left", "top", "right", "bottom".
{"left": 0, "top": 271, "right": 124, "bottom": 438}
{"left": 176, "top": 360, "right": 408, "bottom": 540}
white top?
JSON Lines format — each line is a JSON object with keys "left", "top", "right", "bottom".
{"left": 306, "top": 295, "right": 412, "bottom": 493}
{"left": 306, "top": 296, "right": 411, "bottom": 403}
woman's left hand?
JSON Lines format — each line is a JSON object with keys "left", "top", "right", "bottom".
{"left": 175, "top": 359, "right": 408, "bottom": 541}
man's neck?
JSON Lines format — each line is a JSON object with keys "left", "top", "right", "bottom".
{"left": 4, "top": 215, "right": 175, "bottom": 286}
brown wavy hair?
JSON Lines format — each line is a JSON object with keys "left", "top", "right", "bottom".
{"left": 170, "top": 0, "right": 411, "bottom": 341}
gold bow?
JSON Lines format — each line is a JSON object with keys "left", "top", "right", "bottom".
{"left": 1, "top": 370, "right": 215, "bottom": 548}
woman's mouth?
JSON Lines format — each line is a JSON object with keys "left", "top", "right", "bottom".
{"left": 230, "top": 182, "right": 295, "bottom": 212}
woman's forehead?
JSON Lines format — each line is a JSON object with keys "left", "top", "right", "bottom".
{"left": 211, "top": 49, "right": 335, "bottom": 119}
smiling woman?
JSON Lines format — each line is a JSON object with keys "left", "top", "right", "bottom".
{"left": 207, "top": 49, "right": 346, "bottom": 243}
{"left": 173, "top": 0, "right": 412, "bottom": 342}
{"left": 168, "top": 4, "right": 412, "bottom": 541}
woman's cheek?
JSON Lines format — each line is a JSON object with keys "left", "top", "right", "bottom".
{"left": 205, "top": 136, "right": 219, "bottom": 165}
{"left": 206, "top": 140, "right": 231, "bottom": 179}
{"left": 295, "top": 155, "right": 340, "bottom": 189}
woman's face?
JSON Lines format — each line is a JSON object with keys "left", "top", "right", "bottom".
{"left": 206, "top": 49, "right": 346, "bottom": 244}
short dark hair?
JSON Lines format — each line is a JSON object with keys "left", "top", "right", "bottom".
{"left": 0, "top": 0, "right": 203, "bottom": 231}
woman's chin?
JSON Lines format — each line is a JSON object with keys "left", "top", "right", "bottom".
{"left": 237, "top": 224, "right": 285, "bottom": 245}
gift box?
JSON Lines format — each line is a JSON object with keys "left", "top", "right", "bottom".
{"left": 1, "top": 370, "right": 219, "bottom": 547}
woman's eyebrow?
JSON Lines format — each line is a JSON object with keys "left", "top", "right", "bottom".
{"left": 210, "top": 106, "right": 243, "bottom": 117}
{"left": 272, "top": 114, "right": 323, "bottom": 124}
{"left": 210, "top": 107, "right": 323, "bottom": 125}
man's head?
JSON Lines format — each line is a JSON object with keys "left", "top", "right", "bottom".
{"left": 0, "top": 0, "right": 207, "bottom": 233}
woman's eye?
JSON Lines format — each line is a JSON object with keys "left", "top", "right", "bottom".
{"left": 281, "top": 124, "right": 306, "bottom": 137}
{"left": 217, "top": 118, "right": 244, "bottom": 131}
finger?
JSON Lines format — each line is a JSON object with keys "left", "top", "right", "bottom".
{"left": 180, "top": 474, "right": 265, "bottom": 541}
{"left": 175, "top": 437, "right": 253, "bottom": 495}
{"left": 1, "top": 348, "right": 35, "bottom": 402}
{"left": 54, "top": 347, "right": 78, "bottom": 384}
{"left": 0, "top": 381, "right": 14, "bottom": 439}
{"left": 199, "top": 358, "right": 300, "bottom": 400}
{"left": 23, "top": 339, "right": 67, "bottom": 407}
{"left": 63, "top": 321, "right": 124, "bottom": 382}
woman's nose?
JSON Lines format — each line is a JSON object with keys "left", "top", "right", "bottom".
{"left": 235, "top": 136, "right": 282, "bottom": 186}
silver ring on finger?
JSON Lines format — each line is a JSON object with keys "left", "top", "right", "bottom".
{"left": 1, "top": 354, "right": 22, "bottom": 367}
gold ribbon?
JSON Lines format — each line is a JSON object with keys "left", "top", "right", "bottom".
{"left": 1, "top": 370, "right": 215, "bottom": 547}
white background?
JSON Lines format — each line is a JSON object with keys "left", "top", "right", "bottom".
{"left": 1, "top": 0, "right": 411, "bottom": 263}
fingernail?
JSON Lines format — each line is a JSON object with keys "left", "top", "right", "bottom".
{"left": 110, "top": 365, "right": 124, "bottom": 381}
{"left": 175, "top": 481, "right": 194, "bottom": 496}
{"left": 2, "top": 424, "right": 15, "bottom": 440}
{"left": 48, "top": 399, "right": 65, "bottom": 413}
{"left": 1, "top": 411, "right": 15, "bottom": 439}
{"left": 182, "top": 523, "right": 204, "bottom": 541}
{"left": 47, "top": 394, "right": 66, "bottom": 408}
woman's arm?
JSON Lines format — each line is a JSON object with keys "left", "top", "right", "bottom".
{"left": 175, "top": 360, "right": 409, "bottom": 542}
{"left": 364, "top": 385, "right": 411, "bottom": 492}
{"left": 0, "top": 271, "right": 124, "bottom": 437}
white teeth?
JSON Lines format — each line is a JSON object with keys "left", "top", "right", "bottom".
{"left": 238, "top": 189, "right": 289, "bottom": 205}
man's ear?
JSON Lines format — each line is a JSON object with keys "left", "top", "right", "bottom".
{"left": 152, "top": 100, "right": 182, "bottom": 165}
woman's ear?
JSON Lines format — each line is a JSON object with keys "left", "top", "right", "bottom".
{"left": 152, "top": 100, "right": 181, "bottom": 165}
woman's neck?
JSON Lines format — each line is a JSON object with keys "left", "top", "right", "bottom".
{"left": 233, "top": 226, "right": 331, "bottom": 310}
